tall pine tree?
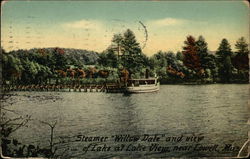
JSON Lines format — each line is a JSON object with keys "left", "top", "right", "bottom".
{"left": 235, "top": 37, "right": 248, "bottom": 55}
{"left": 232, "top": 37, "right": 249, "bottom": 70}
{"left": 196, "top": 36, "right": 208, "bottom": 68}
{"left": 216, "top": 38, "right": 233, "bottom": 82}
{"left": 196, "top": 36, "right": 217, "bottom": 79}
{"left": 216, "top": 39, "right": 232, "bottom": 60}
{"left": 121, "top": 29, "right": 144, "bottom": 74}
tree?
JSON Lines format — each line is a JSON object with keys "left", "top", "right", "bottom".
{"left": 196, "top": 35, "right": 217, "bottom": 80}
{"left": 216, "top": 39, "right": 232, "bottom": 60}
{"left": 2, "top": 53, "right": 23, "bottom": 84}
{"left": 150, "top": 51, "right": 168, "bottom": 78}
{"left": 52, "top": 48, "right": 67, "bottom": 70}
{"left": 235, "top": 37, "right": 248, "bottom": 55}
{"left": 165, "top": 52, "right": 176, "bottom": 67}
{"left": 21, "top": 59, "right": 39, "bottom": 84}
{"left": 165, "top": 52, "right": 186, "bottom": 80}
{"left": 205, "top": 54, "right": 217, "bottom": 79}
{"left": 196, "top": 36, "right": 208, "bottom": 55}
{"left": 112, "top": 33, "right": 123, "bottom": 58}
{"left": 152, "top": 51, "right": 167, "bottom": 68}
{"left": 98, "top": 47, "right": 118, "bottom": 68}
{"left": 182, "top": 35, "right": 202, "bottom": 73}
{"left": 216, "top": 38, "right": 233, "bottom": 82}
{"left": 99, "top": 34, "right": 123, "bottom": 68}
{"left": 196, "top": 36, "right": 209, "bottom": 68}
{"left": 231, "top": 37, "right": 249, "bottom": 82}
{"left": 36, "top": 65, "right": 52, "bottom": 84}
{"left": 232, "top": 37, "right": 249, "bottom": 70}
{"left": 120, "top": 29, "right": 145, "bottom": 75}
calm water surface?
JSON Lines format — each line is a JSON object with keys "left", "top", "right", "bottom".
{"left": 3, "top": 84, "right": 249, "bottom": 158}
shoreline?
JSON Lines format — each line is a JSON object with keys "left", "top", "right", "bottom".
{"left": 1, "top": 82, "right": 249, "bottom": 94}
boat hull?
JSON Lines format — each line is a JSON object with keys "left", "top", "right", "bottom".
{"left": 126, "top": 82, "right": 160, "bottom": 93}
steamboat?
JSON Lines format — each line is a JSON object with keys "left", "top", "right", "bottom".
{"left": 126, "top": 77, "right": 160, "bottom": 93}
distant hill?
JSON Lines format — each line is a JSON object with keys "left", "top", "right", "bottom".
{"left": 8, "top": 47, "right": 100, "bottom": 65}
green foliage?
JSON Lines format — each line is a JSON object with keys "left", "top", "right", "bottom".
{"left": 98, "top": 47, "right": 118, "bottom": 68}
{"left": 2, "top": 35, "right": 248, "bottom": 84}
{"left": 2, "top": 53, "right": 23, "bottom": 83}
{"left": 149, "top": 51, "right": 167, "bottom": 78}
{"left": 149, "top": 51, "right": 189, "bottom": 80}
{"left": 2, "top": 47, "right": 101, "bottom": 85}
{"left": 151, "top": 51, "right": 168, "bottom": 68}
{"left": 120, "top": 29, "right": 146, "bottom": 74}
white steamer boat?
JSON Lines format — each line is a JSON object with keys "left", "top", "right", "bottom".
{"left": 126, "top": 77, "right": 160, "bottom": 93}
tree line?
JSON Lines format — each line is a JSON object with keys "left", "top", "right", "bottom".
{"left": 2, "top": 47, "right": 119, "bottom": 85}
{"left": 99, "top": 30, "right": 249, "bottom": 83}
{"left": 1, "top": 29, "right": 249, "bottom": 85}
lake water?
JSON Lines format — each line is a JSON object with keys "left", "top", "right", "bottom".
{"left": 3, "top": 84, "right": 249, "bottom": 158}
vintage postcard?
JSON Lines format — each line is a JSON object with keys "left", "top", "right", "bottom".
{"left": 0, "top": 0, "right": 249, "bottom": 158}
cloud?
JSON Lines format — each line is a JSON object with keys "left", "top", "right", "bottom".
{"left": 62, "top": 19, "right": 103, "bottom": 30}
{"left": 148, "top": 18, "right": 187, "bottom": 27}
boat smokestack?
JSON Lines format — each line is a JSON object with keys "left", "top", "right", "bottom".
{"left": 145, "top": 69, "right": 149, "bottom": 79}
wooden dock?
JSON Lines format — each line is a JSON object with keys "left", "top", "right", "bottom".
{"left": 2, "top": 84, "right": 126, "bottom": 93}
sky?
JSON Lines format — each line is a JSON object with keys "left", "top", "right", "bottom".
{"left": 1, "top": 0, "right": 249, "bottom": 56}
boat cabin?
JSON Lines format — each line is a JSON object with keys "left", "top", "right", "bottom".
{"left": 127, "top": 78, "right": 158, "bottom": 87}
